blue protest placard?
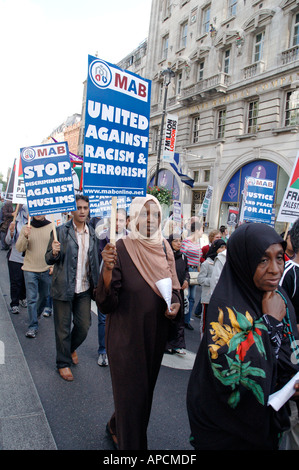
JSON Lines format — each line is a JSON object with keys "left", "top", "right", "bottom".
{"left": 20, "top": 142, "right": 76, "bottom": 216}
{"left": 241, "top": 177, "right": 275, "bottom": 224}
{"left": 89, "top": 195, "right": 132, "bottom": 218}
{"left": 83, "top": 55, "right": 151, "bottom": 197}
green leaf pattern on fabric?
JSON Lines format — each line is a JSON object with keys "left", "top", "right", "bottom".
{"left": 208, "top": 307, "right": 267, "bottom": 408}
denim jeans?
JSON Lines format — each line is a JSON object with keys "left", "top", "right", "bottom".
{"left": 97, "top": 309, "right": 106, "bottom": 355}
{"left": 186, "top": 267, "right": 198, "bottom": 324}
{"left": 24, "top": 270, "right": 51, "bottom": 331}
{"left": 53, "top": 290, "right": 91, "bottom": 368}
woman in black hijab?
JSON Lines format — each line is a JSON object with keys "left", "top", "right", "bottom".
{"left": 187, "top": 223, "right": 299, "bottom": 450}
{"left": 165, "top": 234, "right": 189, "bottom": 354}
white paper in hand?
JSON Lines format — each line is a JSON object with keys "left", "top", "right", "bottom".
{"left": 156, "top": 277, "right": 172, "bottom": 311}
{"left": 268, "top": 371, "right": 299, "bottom": 411}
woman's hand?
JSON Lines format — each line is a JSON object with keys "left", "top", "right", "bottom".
{"left": 102, "top": 243, "right": 117, "bottom": 289}
{"left": 102, "top": 243, "right": 117, "bottom": 271}
{"left": 293, "top": 381, "right": 299, "bottom": 400}
{"left": 262, "top": 291, "right": 286, "bottom": 322}
{"left": 165, "top": 302, "right": 180, "bottom": 320}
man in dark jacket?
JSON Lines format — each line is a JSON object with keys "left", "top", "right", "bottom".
{"left": 45, "top": 195, "right": 99, "bottom": 381}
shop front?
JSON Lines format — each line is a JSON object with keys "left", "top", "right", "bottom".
{"left": 219, "top": 159, "right": 289, "bottom": 234}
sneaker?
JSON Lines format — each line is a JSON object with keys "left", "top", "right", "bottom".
{"left": 98, "top": 353, "right": 108, "bottom": 367}
{"left": 173, "top": 348, "right": 186, "bottom": 355}
{"left": 11, "top": 306, "right": 19, "bottom": 314}
{"left": 42, "top": 309, "right": 52, "bottom": 317}
{"left": 25, "top": 329, "right": 38, "bottom": 338}
{"left": 19, "top": 299, "right": 27, "bottom": 308}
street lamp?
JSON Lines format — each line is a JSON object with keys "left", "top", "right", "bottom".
{"left": 154, "top": 68, "right": 175, "bottom": 186}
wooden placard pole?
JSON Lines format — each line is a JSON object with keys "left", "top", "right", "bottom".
{"left": 110, "top": 196, "right": 117, "bottom": 245}
{"left": 12, "top": 204, "right": 19, "bottom": 223}
{"left": 51, "top": 214, "right": 57, "bottom": 241}
{"left": 284, "top": 222, "right": 290, "bottom": 240}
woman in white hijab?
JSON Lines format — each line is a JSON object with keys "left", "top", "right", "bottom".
{"left": 96, "top": 195, "right": 181, "bottom": 450}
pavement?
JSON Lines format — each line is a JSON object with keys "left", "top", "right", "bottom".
{"left": 0, "top": 254, "right": 57, "bottom": 450}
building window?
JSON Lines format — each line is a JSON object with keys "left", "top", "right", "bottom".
{"left": 223, "top": 49, "right": 231, "bottom": 74}
{"left": 162, "top": 35, "right": 169, "bottom": 60}
{"left": 193, "top": 170, "right": 199, "bottom": 182}
{"left": 285, "top": 90, "right": 299, "bottom": 127}
{"left": 293, "top": 13, "right": 299, "bottom": 46}
{"left": 176, "top": 72, "right": 182, "bottom": 95}
{"left": 204, "top": 169, "right": 210, "bottom": 182}
{"left": 180, "top": 21, "right": 188, "bottom": 48}
{"left": 163, "top": 0, "right": 171, "bottom": 20}
{"left": 248, "top": 100, "right": 259, "bottom": 134}
{"left": 228, "top": 0, "right": 237, "bottom": 17}
{"left": 217, "top": 109, "right": 226, "bottom": 138}
{"left": 151, "top": 127, "right": 159, "bottom": 152}
{"left": 198, "top": 61, "right": 204, "bottom": 81}
{"left": 202, "top": 5, "right": 211, "bottom": 34}
{"left": 158, "top": 82, "right": 164, "bottom": 102}
{"left": 192, "top": 115, "right": 200, "bottom": 143}
{"left": 253, "top": 31, "right": 264, "bottom": 62}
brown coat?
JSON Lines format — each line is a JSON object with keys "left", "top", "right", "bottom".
{"left": 96, "top": 239, "right": 180, "bottom": 450}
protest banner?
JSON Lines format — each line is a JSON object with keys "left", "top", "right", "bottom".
{"left": 20, "top": 142, "right": 76, "bottom": 237}
{"left": 5, "top": 160, "right": 15, "bottom": 201}
{"left": 277, "top": 151, "right": 299, "bottom": 224}
{"left": 172, "top": 200, "right": 182, "bottom": 236}
{"left": 240, "top": 177, "right": 275, "bottom": 224}
{"left": 83, "top": 55, "right": 151, "bottom": 242}
{"left": 13, "top": 156, "right": 27, "bottom": 205}
{"left": 83, "top": 55, "right": 151, "bottom": 198}
{"left": 162, "top": 114, "right": 178, "bottom": 163}
{"left": 227, "top": 206, "right": 239, "bottom": 226}
{"left": 89, "top": 195, "right": 132, "bottom": 218}
{"left": 198, "top": 186, "right": 213, "bottom": 218}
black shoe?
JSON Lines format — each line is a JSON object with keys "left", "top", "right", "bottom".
{"left": 184, "top": 323, "right": 194, "bottom": 330}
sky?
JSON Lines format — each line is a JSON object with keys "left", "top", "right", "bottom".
{"left": 0, "top": 0, "right": 152, "bottom": 180}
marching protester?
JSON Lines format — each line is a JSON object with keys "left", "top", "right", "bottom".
{"left": 219, "top": 225, "right": 229, "bottom": 242}
{"left": 5, "top": 205, "right": 28, "bottom": 314}
{"left": 210, "top": 241, "right": 227, "bottom": 294}
{"left": 165, "top": 234, "right": 189, "bottom": 355}
{"left": 0, "top": 199, "right": 14, "bottom": 250}
{"left": 181, "top": 221, "right": 203, "bottom": 330}
{"left": 187, "top": 222, "right": 299, "bottom": 450}
{"left": 281, "top": 230, "right": 295, "bottom": 261}
{"left": 16, "top": 213, "right": 52, "bottom": 338}
{"left": 45, "top": 195, "right": 99, "bottom": 382}
{"left": 197, "top": 238, "right": 226, "bottom": 336}
{"left": 279, "top": 218, "right": 299, "bottom": 449}
{"left": 200, "top": 229, "right": 221, "bottom": 263}
{"left": 96, "top": 194, "right": 181, "bottom": 450}
{"left": 96, "top": 208, "right": 128, "bottom": 367}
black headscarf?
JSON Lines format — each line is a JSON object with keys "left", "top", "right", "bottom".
{"left": 206, "top": 238, "right": 226, "bottom": 261}
{"left": 187, "top": 223, "right": 298, "bottom": 451}
{"left": 212, "top": 223, "right": 286, "bottom": 318}
{"left": 167, "top": 234, "right": 188, "bottom": 286}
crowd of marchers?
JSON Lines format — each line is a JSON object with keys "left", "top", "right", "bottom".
{"left": 0, "top": 193, "right": 299, "bottom": 451}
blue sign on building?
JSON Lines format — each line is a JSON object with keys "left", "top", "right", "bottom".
{"left": 20, "top": 142, "right": 76, "bottom": 216}
{"left": 83, "top": 55, "right": 151, "bottom": 197}
{"left": 241, "top": 177, "right": 275, "bottom": 224}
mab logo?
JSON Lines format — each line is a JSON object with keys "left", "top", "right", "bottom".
{"left": 89, "top": 58, "right": 149, "bottom": 101}
{"left": 21, "top": 147, "right": 36, "bottom": 162}
{"left": 89, "top": 59, "right": 112, "bottom": 89}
